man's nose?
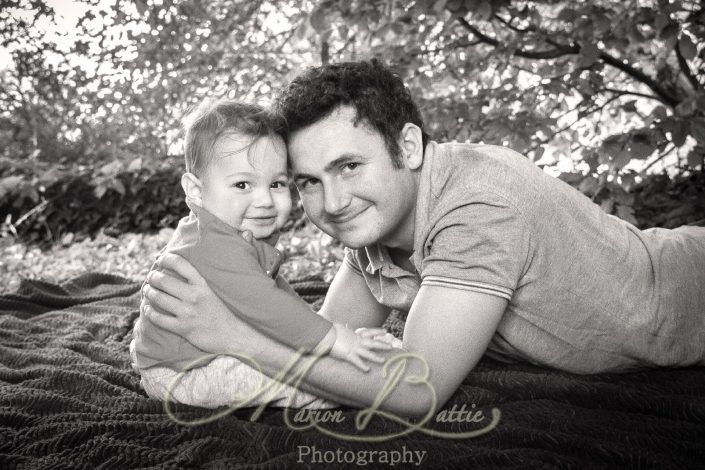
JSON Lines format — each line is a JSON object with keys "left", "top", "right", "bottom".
{"left": 323, "top": 184, "right": 351, "bottom": 215}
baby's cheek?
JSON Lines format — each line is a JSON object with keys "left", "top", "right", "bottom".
{"left": 276, "top": 195, "right": 293, "bottom": 224}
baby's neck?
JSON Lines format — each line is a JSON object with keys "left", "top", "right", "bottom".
{"left": 257, "top": 230, "right": 280, "bottom": 247}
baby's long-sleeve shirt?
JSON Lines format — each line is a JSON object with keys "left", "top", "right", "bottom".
{"left": 133, "top": 203, "right": 332, "bottom": 371}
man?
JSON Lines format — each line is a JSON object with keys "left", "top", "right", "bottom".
{"left": 140, "top": 60, "right": 705, "bottom": 416}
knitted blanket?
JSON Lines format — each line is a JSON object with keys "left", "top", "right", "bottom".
{"left": 1, "top": 273, "right": 703, "bottom": 469}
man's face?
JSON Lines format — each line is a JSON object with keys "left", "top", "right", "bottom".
{"left": 288, "top": 106, "right": 418, "bottom": 249}
{"left": 200, "top": 133, "right": 292, "bottom": 239}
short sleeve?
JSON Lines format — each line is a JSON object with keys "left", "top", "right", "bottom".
{"left": 420, "top": 199, "right": 530, "bottom": 301}
{"left": 343, "top": 247, "right": 365, "bottom": 275}
{"left": 183, "top": 224, "right": 333, "bottom": 353}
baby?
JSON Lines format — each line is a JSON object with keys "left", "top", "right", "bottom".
{"left": 130, "top": 100, "right": 397, "bottom": 409}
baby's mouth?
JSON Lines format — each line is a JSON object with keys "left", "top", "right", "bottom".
{"left": 247, "top": 215, "right": 277, "bottom": 225}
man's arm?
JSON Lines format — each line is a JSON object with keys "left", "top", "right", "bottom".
{"left": 317, "top": 259, "right": 391, "bottom": 329}
{"left": 141, "top": 254, "right": 506, "bottom": 416}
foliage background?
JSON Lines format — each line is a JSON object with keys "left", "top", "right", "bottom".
{"left": 0, "top": 0, "right": 704, "bottom": 288}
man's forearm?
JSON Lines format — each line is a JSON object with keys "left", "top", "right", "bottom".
{"left": 236, "top": 334, "right": 435, "bottom": 416}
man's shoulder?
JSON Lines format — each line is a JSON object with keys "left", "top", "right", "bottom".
{"left": 424, "top": 142, "right": 539, "bottom": 205}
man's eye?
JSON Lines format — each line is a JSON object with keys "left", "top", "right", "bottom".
{"left": 342, "top": 162, "right": 359, "bottom": 172}
{"left": 233, "top": 182, "right": 250, "bottom": 190}
{"left": 300, "top": 178, "right": 320, "bottom": 189}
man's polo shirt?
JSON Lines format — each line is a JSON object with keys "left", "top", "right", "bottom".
{"left": 345, "top": 141, "right": 705, "bottom": 374}
{"left": 134, "top": 203, "right": 332, "bottom": 370}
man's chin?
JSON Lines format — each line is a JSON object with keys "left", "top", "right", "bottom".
{"left": 334, "top": 232, "right": 376, "bottom": 250}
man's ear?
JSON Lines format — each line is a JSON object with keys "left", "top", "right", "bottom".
{"left": 181, "top": 172, "right": 204, "bottom": 206}
{"left": 399, "top": 123, "right": 424, "bottom": 170}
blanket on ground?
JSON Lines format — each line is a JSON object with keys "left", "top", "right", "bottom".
{"left": 0, "top": 273, "right": 703, "bottom": 469}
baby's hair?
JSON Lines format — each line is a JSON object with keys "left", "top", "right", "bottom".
{"left": 183, "top": 99, "right": 281, "bottom": 177}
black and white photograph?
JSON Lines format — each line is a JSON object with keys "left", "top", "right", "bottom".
{"left": 1, "top": 0, "right": 704, "bottom": 468}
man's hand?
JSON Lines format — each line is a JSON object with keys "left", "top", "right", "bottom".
{"left": 141, "top": 252, "right": 241, "bottom": 352}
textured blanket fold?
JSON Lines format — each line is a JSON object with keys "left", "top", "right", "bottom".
{"left": 1, "top": 273, "right": 703, "bottom": 469}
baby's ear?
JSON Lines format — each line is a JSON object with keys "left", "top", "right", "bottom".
{"left": 181, "top": 172, "right": 203, "bottom": 206}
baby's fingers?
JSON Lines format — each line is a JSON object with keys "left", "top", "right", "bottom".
{"left": 355, "top": 327, "right": 388, "bottom": 338}
{"left": 348, "top": 355, "right": 371, "bottom": 372}
{"left": 356, "top": 347, "right": 386, "bottom": 364}
{"left": 362, "top": 337, "right": 393, "bottom": 351}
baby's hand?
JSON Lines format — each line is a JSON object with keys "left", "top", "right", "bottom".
{"left": 355, "top": 327, "right": 398, "bottom": 347}
{"left": 330, "top": 324, "right": 392, "bottom": 372}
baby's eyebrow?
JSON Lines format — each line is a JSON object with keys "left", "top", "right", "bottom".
{"left": 226, "top": 171, "right": 258, "bottom": 178}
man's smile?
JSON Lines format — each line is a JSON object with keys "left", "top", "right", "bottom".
{"left": 328, "top": 205, "right": 371, "bottom": 225}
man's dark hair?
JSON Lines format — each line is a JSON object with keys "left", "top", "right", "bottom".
{"left": 274, "top": 59, "right": 428, "bottom": 168}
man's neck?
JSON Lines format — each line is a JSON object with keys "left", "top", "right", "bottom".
{"left": 379, "top": 160, "right": 422, "bottom": 252}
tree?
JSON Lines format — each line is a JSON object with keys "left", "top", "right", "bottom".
{"left": 294, "top": 0, "right": 705, "bottom": 222}
{"left": 1, "top": 0, "right": 703, "bottom": 237}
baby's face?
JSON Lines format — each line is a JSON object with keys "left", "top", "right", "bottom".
{"left": 200, "top": 133, "right": 291, "bottom": 239}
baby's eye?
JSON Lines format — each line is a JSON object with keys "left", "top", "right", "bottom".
{"left": 271, "top": 180, "right": 288, "bottom": 189}
{"left": 232, "top": 182, "right": 251, "bottom": 190}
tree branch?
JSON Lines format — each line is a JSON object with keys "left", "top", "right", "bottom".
{"left": 597, "top": 51, "right": 679, "bottom": 107}
{"left": 492, "top": 13, "right": 534, "bottom": 34}
{"left": 641, "top": 143, "right": 676, "bottom": 174}
{"left": 600, "top": 87, "right": 661, "bottom": 101}
{"left": 457, "top": 17, "right": 579, "bottom": 59}
{"left": 675, "top": 39, "right": 702, "bottom": 92}
{"left": 460, "top": 16, "right": 680, "bottom": 107}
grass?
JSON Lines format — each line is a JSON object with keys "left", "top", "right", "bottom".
{"left": 0, "top": 224, "right": 344, "bottom": 294}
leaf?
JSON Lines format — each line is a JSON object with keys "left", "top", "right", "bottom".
{"left": 446, "top": 0, "right": 465, "bottom": 14}
{"left": 557, "top": 8, "right": 577, "bottom": 22}
{"left": 678, "top": 35, "right": 696, "bottom": 61}
{"left": 654, "top": 13, "right": 669, "bottom": 32}
{"left": 652, "top": 106, "right": 668, "bottom": 120}
{"left": 134, "top": 0, "right": 148, "bottom": 16}
{"left": 533, "top": 146, "right": 545, "bottom": 161}
{"left": 687, "top": 148, "right": 703, "bottom": 169}
{"left": 600, "top": 197, "right": 615, "bottom": 214}
{"left": 612, "top": 149, "right": 632, "bottom": 170}
{"left": 94, "top": 185, "right": 107, "bottom": 199}
{"left": 578, "top": 176, "right": 599, "bottom": 195}
{"left": 577, "top": 42, "right": 601, "bottom": 68}
{"left": 475, "top": 2, "right": 492, "bottom": 20}
{"left": 111, "top": 179, "right": 126, "bottom": 196}
{"left": 309, "top": 7, "right": 328, "bottom": 33}
{"left": 675, "top": 99, "right": 697, "bottom": 117}
{"left": 127, "top": 158, "right": 142, "bottom": 172}
{"left": 670, "top": 121, "right": 688, "bottom": 146}
{"left": 616, "top": 204, "right": 638, "bottom": 226}
{"left": 99, "top": 161, "right": 122, "bottom": 176}
{"left": 659, "top": 22, "right": 678, "bottom": 40}
{"left": 690, "top": 119, "right": 705, "bottom": 144}
{"left": 0, "top": 176, "right": 24, "bottom": 199}
{"left": 622, "top": 101, "right": 637, "bottom": 113}
{"left": 433, "top": 0, "right": 447, "bottom": 13}
{"left": 628, "top": 141, "right": 653, "bottom": 160}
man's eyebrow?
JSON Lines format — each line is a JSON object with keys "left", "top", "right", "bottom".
{"left": 294, "top": 154, "right": 363, "bottom": 181}
{"left": 323, "top": 154, "right": 363, "bottom": 172}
